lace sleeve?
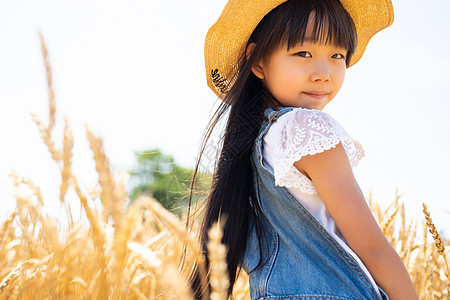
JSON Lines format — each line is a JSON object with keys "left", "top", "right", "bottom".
{"left": 264, "top": 108, "right": 365, "bottom": 192}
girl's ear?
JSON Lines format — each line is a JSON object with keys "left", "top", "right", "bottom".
{"left": 246, "top": 42, "right": 265, "bottom": 80}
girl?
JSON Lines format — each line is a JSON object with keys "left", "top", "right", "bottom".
{"left": 187, "top": 0, "right": 418, "bottom": 299}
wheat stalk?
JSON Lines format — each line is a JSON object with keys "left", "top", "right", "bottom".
{"left": 161, "top": 262, "right": 194, "bottom": 300}
{"left": 138, "top": 195, "right": 210, "bottom": 300}
{"left": 71, "top": 175, "right": 109, "bottom": 298}
{"left": 31, "top": 33, "right": 59, "bottom": 163}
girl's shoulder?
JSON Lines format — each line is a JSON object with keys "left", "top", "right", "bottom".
{"left": 275, "top": 107, "right": 343, "bottom": 133}
{"left": 264, "top": 107, "right": 365, "bottom": 168}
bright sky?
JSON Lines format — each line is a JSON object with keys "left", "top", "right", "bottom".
{"left": 1, "top": 0, "right": 449, "bottom": 237}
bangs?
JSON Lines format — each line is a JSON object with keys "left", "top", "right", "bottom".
{"left": 249, "top": 0, "right": 357, "bottom": 66}
{"left": 283, "top": 0, "right": 357, "bottom": 53}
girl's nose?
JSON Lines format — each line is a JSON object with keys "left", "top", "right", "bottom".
{"left": 309, "top": 62, "right": 331, "bottom": 82}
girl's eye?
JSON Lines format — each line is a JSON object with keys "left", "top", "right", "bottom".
{"left": 332, "top": 53, "right": 346, "bottom": 60}
{"left": 295, "top": 51, "right": 312, "bottom": 58}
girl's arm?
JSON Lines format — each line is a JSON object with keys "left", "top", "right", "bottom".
{"left": 294, "top": 142, "right": 418, "bottom": 300}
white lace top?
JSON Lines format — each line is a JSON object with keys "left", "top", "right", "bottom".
{"left": 262, "top": 107, "right": 382, "bottom": 300}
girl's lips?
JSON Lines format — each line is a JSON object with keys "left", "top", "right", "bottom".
{"left": 303, "top": 92, "right": 328, "bottom": 99}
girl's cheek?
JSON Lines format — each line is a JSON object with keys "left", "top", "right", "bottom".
{"left": 288, "top": 69, "right": 307, "bottom": 83}
{"left": 333, "top": 65, "right": 346, "bottom": 80}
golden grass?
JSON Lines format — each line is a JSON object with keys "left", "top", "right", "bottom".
{"left": 207, "top": 221, "right": 230, "bottom": 300}
{"left": 0, "top": 33, "right": 449, "bottom": 299}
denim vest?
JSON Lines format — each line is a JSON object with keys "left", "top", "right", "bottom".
{"left": 242, "top": 106, "right": 389, "bottom": 300}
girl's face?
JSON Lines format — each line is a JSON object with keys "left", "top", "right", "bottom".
{"left": 250, "top": 25, "right": 347, "bottom": 111}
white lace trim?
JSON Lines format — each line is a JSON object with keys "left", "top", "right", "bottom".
{"left": 266, "top": 108, "right": 365, "bottom": 195}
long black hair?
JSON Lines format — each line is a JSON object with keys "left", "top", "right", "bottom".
{"left": 186, "top": 0, "right": 357, "bottom": 298}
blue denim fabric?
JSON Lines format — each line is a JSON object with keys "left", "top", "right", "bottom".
{"left": 242, "top": 106, "right": 389, "bottom": 300}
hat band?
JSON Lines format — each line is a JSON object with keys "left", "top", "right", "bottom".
{"left": 211, "top": 69, "right": 228, "bottom": 94}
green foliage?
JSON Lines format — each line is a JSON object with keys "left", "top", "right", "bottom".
{"left": 129, "top": 148, "right": 211, "bottom": 215}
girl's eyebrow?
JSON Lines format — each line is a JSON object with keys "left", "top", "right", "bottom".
{"left": 292, "top": 34, "right": 332, "bottom": 44}
{"left": 289, "top": 39, "right": 327, "bottom": 48}
{"left": 296, "top": 36, "right": 346, "bottom": 48}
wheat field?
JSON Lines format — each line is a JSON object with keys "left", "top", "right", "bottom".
{"left": 0, "top": 34, "right": 448, "bottom": 300}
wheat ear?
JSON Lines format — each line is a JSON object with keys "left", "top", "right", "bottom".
{"left": 207, "top": 220, "right": 230, "bottom": 300}
{"left": 381, "top": 205, "right": 399, "bottom": 235}
{"left": 0, "top": 261, "right": 24, "bottom": 293}
{"left": 39, "top": 32, "right": 55, "bottom": 132}
{"left": 423, "top": 203, "right": 450, "bottom": 280}
{"left": 85, "top": 125, "right": 118, "bottom": 223}
{"left": 60, "top": 118, "right": 73, "bottom": 202}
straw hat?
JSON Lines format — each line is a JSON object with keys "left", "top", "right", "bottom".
{"left": 205, "top": 0, "right": 394, "bottom": 99}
